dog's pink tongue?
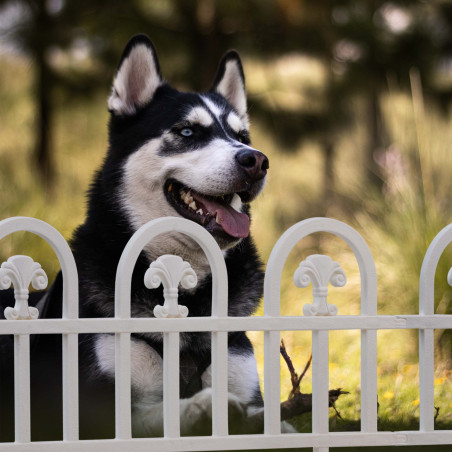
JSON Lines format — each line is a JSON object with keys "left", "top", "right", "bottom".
{"left": 202, "top": 198, "right": 250, "bottom": 238}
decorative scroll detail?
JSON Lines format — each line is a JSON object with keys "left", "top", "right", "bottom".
{"left": 448, "top": 268, "right": 452, "bottom": 287}
{"left": 144, "top": 254, "right": 197, "bottom": 318}
{"left": 293, "top": 254, "right": 346, "bottom": 316}
{"left": 0, "top": 255, "right": 48, "bottom": 320}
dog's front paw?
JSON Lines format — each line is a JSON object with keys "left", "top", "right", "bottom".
{"left": 180, "top": 388, "right": 213, "bottom": 435}
{"left": 180, "top": 388, "right": 246, "bottom": 436}
{"left": 281, "top": 420, "right": 297, "bottom": 433}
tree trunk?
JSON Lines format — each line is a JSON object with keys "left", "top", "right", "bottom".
{"left": 195, "top": 0, "right": 221, "bottom": 91}
{"left": 322, "top": 139, "right": 335, "bottom": 211}
{"left": 33, "top": 0, "right": 55, "bottom": 193}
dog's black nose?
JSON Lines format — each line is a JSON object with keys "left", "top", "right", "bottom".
{"left": 235, "top": 149, "right": 269, "bottom": 181}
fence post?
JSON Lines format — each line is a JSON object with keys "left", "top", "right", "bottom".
{"left": 294, "top": 255, "right": 346, "bottom": 451}
{"left": 144, "top": 254, "right": 198, "bottom": 437}
{"left": 0, "top": 255, "right": 48, "bottom": 442}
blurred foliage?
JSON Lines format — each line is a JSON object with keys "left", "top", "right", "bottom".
{"left": 0, "top": 0, "right": 451, "bottom": 187}
{"left": 0, "top": 0, "right": 452, "bottom": 432}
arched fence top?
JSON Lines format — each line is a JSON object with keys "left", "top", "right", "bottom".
{"left": 264, "top": 217, "right": 377, "bottom": 317}
{"left": 419, "top": 223, "right": 452, "bottom": 315}
{"left": 115, "top": 217, "right": 228, "bottom": 319}
{"left": 0, "top": 216, "right": 79, "bottom": 319}
{"left": 3, "top": 215, "right": 450, "bottom": 321}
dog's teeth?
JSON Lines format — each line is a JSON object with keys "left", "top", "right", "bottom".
{"left": 196, "top": 209, "right": 203, "bottom": 215}
{"left": 215, "top": 215, "right": 221, "bottom": 224}
{"left": 189, "top": 201, "right": 197, "bottom": 210}
{"left": 182, "top": 192, "right": 190, "bottom": 204}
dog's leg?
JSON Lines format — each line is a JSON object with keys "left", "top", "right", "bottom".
{"left": 201, "top": 345, "right": 262, "bottom": 403}
{"left": 95, "top": 334, "right": 165, "bottom": 437}
{"left": 199, "top": 346, "right": 263, "bottom": 434}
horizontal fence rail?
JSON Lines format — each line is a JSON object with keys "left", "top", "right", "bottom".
{"left": 0, "top": 314, "right": 451, "bottom": 335}
{"left": 0, "top": 216, "right": 451, "bottom": 451}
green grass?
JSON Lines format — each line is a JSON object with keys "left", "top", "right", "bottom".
{"left": 0, "top": 53, "right": 451, "bottom": 440}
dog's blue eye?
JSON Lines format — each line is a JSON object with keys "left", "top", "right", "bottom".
{"left": 237, "top": 132, "right": 249, "bottom": 144}
{"left": 180, "top": 128, "right": 193, "bottom": 137}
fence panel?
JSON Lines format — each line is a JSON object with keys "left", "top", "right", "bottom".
{"left": 0, "top": 217, "right": 79, "bottom": 443}
{"left": 0, "top": 215, "right": 451, "bottom": 451}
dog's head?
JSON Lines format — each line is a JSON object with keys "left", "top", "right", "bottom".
{"left": 106, "top": 35, "right": 268, "bottom": 254}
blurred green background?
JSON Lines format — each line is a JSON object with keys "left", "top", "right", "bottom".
{"left": 0, "top": 0, "right": 452, "bottom": 437}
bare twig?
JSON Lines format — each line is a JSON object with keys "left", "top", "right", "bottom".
{"left": 434, "top": 406, "right": 440, "bottom": 422}
{"left": 280, "top": 339, "right": 312, "bottom": 397}
{"left": 280, "top": 339, "right": 299, "bottom": 394}
{"left": 295, "top": 354, "right": 312, "bottom": 389}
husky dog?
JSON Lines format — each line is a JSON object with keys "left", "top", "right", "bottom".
{"left": 1, "top": 35, "right": 292, "bottom": 439}
{"left": 81, "top": 34, "right": 269, "bottom": 437}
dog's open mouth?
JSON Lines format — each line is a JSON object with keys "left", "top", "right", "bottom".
{"left": 164, "top": 179, "right": 250, "bottom": 239}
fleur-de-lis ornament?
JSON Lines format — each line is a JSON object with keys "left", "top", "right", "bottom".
{"left": 144, "top": 255, "right": 197, "bottom": 318}
{"left": 0, "top": 255, "right": 48, "bottom": 320}
{"left": 293, "top": 254, "right": 346, "bottom": 316}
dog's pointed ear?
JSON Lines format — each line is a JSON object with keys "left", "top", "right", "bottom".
{"left": 210, "top": 50, "right": 248, "bottom": 121}
{"left": 108, "top": 34, "right": 163, "bottom": 116}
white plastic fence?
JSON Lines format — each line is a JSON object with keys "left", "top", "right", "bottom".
{"left": 0, "top": 215, "right": 451, "bottom": 451}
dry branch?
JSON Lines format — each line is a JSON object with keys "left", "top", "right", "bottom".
{"left": 434, "top": 406, "right": 440, "bottom": 422}
{"left": 280, "top": 339, "right": 299, "bottom": 392}
{"left": 280, "top": 339, "right": 313, "bottom": 397}
{"left": 279, "top": 388, "right": 348, "bottom": 421}
{"left": 243, "top": 341, "right": 348, "bottom": 433}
